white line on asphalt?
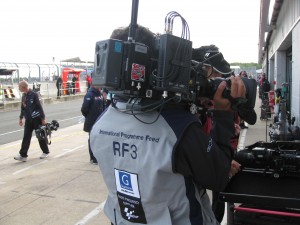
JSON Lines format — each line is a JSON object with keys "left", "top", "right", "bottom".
{"left": 0, "top": 129, "right": 23, "bottom": 136}
{"left": 59, "top": 116, "right": 82, "bottom": 122}
{"left": 74, "top": 201, "right": 106, "bottom": 225}
{"left": 53, "top": 145, "right": 84, "bottom": 158}
{"left": 13, "top": 160, "right": 48, "bottom": 175}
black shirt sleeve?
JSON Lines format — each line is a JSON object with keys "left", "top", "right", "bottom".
{"left": 34, "top": 92, "right": 45, "bottom": 120}
{"left": 81, "top": 92, "right": 92, "bottom": 117}
{"left": 19, "top": 94, "right": 25, "bottom": 119}
{"left": 174, "top": 111, "right": 234, "bottom": 191}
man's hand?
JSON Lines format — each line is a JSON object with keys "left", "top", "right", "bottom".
{"left": 19, "top": 119, "right": 23, "bottom": 126}
{"left": 229, "top": 160, "right": 241, "bottom": 179}
{"left": 41, "top": 119, "right": 47, "bottom": 125}
{"left": 213, "top": 77, "right": 246, "bottom": 111}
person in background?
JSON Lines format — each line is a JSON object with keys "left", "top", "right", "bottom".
{"left": 259, "top": 73, "right": 266, "bottom": 98}
{"left": 260, "top": 73, "right": 270, "bottom": 100}
{"left": 81, "top": 85, "right": 104, "bottom": 165}
{"left": 72, "top": 75, "right": 77, "bottom": 95}
{"left": 56, "top": 76, "right": 62, "bottom": 97}
{"left": 90, "top": 25, "right": 245, "bottom": 225}
{"left": 86, "top": 74, "right": 92, "bottom": 92}
{"left": 239, "top": 70, "right": 248, "bottom": 78}
{"left": 14, "top": 80, "right": 50, "bottom": 162}
{"left": 238, "top": 71, "right": 249, "bottom": 129}
{"left": 101, "top": 88, "right": 109, "bottom": 108}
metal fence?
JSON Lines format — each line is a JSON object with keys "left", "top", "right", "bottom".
{"left": 0, "top": 81, "right": 88, "bottom": 105}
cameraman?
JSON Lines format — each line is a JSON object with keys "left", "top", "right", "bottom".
{"left": 90, "top": 25, "right": 245, "bottom": 225}
{"left": 14, "top": 80, "right": 49, "bottom": 162}
{"left": 193, "top": 45, "right": 242, "bottom": 223}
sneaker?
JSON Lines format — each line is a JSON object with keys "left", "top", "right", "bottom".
{"left": 90, "top": 159, "right": 98, "bottom": 165}
{"left": 14, "top": 155, "right": 27, "bottom": 162}
{"left": 40, "top": 153, "right": 49, "bottom": 159}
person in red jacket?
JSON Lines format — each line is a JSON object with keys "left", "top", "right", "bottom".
{"left": 86, "top": 74, "right": 92, "bottom": 92}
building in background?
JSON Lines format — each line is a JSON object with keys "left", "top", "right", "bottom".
{"left": 258, "top": 0, "right": 300, "bottom": 125}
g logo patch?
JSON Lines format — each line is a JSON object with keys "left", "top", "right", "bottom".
{"left": 119, "top": 171, "right": 133, "bottom": 191}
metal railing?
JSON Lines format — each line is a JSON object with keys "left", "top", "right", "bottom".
{"left": 0, "top": 81, "right": 88, "bottom": 105}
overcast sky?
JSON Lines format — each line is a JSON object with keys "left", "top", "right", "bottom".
{"left": 0, "top": 0, "right": 260, "bottom": 64}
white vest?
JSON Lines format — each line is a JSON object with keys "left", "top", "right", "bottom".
{"left": 90, "top": 102, "right": 219, "bottom": 225}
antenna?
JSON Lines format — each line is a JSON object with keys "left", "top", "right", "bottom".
{"left": 128, "top": 0, "right": 139, "bottom": 41}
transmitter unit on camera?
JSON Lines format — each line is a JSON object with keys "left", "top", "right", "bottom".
{"left": 94, "top": 32, "right": 193, "bottom": 103}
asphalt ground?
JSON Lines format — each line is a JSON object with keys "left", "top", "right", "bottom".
{"left": 0, "top": 89, "right": 274, "bottom": 225}
{"left": 0, "top": 123, "right": 111, "bottom": 225}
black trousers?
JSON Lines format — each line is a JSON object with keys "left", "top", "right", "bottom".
{"left": 88, "top": 132, "right": 97, "bottom": 162}
{"left": 57, "top": 85, "right": 61, "bottom": 96}
{"left": 19, "top": 118, "right": 49, "bottom": 157}
{"left": 72, "top": 83, "right": 76, "bottom": 94}
{"left": 212, "top": 191, "right": 225, "bottom": 223}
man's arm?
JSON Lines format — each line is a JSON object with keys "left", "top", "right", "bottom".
{"left": 81, "top": 93, "right": 91, "bottom": 117}
{"left": 33, "top": 92, "right": 46, "bottom": 125}
{"left": 175, "top": 77, "right": 245, "bottom": 191}
{"left": 19, "top": 96, "right": 25, "bottom": 120}
{"left": 34, "top": 92, "right": 45, "bottom": 120}
{"left": 174, "top": 112, "right": 234, "bottom": 191}
{"left": 19, "top": 95, "right": 25, "bottom": 126}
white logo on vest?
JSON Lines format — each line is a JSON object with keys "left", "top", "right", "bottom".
{"left": 115, "top": 169, "right": 147, "bottom": 223}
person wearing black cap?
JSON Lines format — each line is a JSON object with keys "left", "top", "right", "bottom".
{"left": 192, "top": 45, "right": 242, "bottom": 223}
{"left": 192, "top": 45, "right": 233, "bottom": 78}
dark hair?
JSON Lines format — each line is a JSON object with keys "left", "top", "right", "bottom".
{"left": 110, "top": 25, "right": 157, "bottom": 57}
{"left": 239, "top": 71, "right": 248, "bottom": 77}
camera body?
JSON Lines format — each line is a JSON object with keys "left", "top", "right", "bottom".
{"left": 93, "top": 34, "right": 257, "bottom": 124}
{"left": 93, "top": 33, "right": 194, "bottom": 105}
{"left": 35, "top": 120, "right": 59, "bottom": 144}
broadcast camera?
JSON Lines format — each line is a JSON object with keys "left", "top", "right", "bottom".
{"left": 35, "top": 120, "right": 59, "bottom": 145}
{"left": 234, "top": 141, "right": 300, "bottom": 178}
{"left": 92, "top": 0, "right": 257, "bottom": 124}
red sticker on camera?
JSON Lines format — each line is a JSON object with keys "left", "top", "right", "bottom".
{"left": 131, "top": 63, "right": 145, "bottom": 81}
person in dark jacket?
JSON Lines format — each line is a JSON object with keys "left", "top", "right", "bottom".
{"left": 261, "top": 75, "right": 270, "bottom": 100}
{"left": 81, "top": 86, "right": 104, "bottom": 164}
{"left": 72, "top": 75, "right": 77, "bottom": 95}
{"left": 14, "top": 80, "right": 50, "bottom": 162}
{"left": 56, "top": 76, "right": 62, "bottom": 97}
